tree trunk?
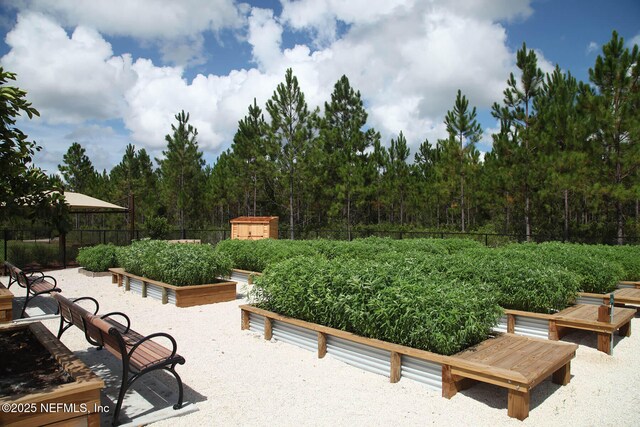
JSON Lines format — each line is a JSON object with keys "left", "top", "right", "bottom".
{"left": 289, "top": 172, "right": 295, "bottom": 240}
{"left": 617, "top": 201, "right": 624, "bottom": 245}
{"left": 460, "top": 174, "right": 465, "bottom": 232}
{"left": 525, "top": 191, "right": 531, "bottom": 242}
{"left": 563, "top": 189, "right": 569, "bottom": 242}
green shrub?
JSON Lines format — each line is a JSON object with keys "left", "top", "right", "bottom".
{"left": 144, "top": 216, "right": 171, "bottom": 239}
{"left": 500, "top": 242, "right": 624, "bottom": 294}
{"left": 77, "top": 244, "right": 120, "bottom": 272}
{"left": 252, "top": 256, "right": 502, "bottom": 355}
{"left": 7, "top": 242, "right": 58, "bottom": 267}
{"left": 119, "top": 240, "right": 232, "bottom": 286}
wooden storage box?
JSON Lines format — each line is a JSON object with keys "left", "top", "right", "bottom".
{"left": 230, "top": 216, "right": 278, "bottom": 240}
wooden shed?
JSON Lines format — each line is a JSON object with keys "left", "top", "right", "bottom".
{"left": 230, "top": 216, "right": 279, "bottom": 240}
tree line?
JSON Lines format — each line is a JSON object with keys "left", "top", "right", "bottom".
{"left": 4, "top": 31, "right": 638, "bottom": 244}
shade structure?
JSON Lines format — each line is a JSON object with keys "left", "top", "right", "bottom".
{"left": 62, "top": 191, "right": 127, "bottom": 213}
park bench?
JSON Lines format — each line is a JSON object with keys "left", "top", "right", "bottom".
{"left": 4, "top": 261, "right": 60, "bottom": 318}
{"left": 53, "top": 293, "right": 186, "bottom": 425}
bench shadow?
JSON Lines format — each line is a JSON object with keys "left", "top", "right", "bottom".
{"left": 71, "top": 347, "right": 206, "bottom": 426}
{"left": 559, "top": 328, "right": 626, "bottom": 352}
{"left": 458, "top": 376, "right": 566, "bottom": 413}
{"left": 12, "top": 294, "right": 59, "bottom": 318}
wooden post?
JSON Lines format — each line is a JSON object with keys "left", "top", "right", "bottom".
{"left": 618, "top": 321, "right": 631, "bottom": 337}
{"left": 264, "top": 317, "right": 273, "bottom": 340}
{"left": 507, "top": 389, "right": 530, "bottom": 420}
{"left": 125, "top": 276, "right": 130, "bottom": 291}
{"left": 442, "top": 365, "right": 458, "bottom": 399}
{"left": 128, "top": 192, "right": 135, "bottom": 244}
{"left": 390, "top": 351, "right": 401, "bottom": 383}
{"left": 597, "top": 332, "right": 611, "bottom": 354}
{"left": 552, "top": 362, "right": 571, "bottom": 385}
{"left": 111, "top": 273, "right": 118, "bottom": 284}
{"left": 241, "top": 310, "right": 250, "bottom": 330}
{"left": 507, "top": 314, "right": 516, "bottom": 333}
{"left": 597, "top": 305, "right": 610, "bottom": 322}
{"left": 161, "top": 287, "right": 168, "bottom": 304}
{"left": 317, "top": 332, "right": 327, "bottom": 358}
{"left": 548, "top": 320, "right": 559, "bottom": 340}
{"left": 142, "top": 281, "right": 147, "bottom": 298}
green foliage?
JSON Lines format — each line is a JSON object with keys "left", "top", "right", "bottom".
{"left": 77, "top": 244, "right": 120, "bottom": 272}
{"left": 500, "top": 242, "right": 624, "bottom": 293}
{"left": 58, "top": 142, "right": 97, "bottom": 193}
{"left": 252, "top": 256, "right": 502, "bottom": 355}
{"left": 0, "top": 67, "right": 56, "bottom": 223}
{"left": 118, "top": 240, "right": 232, "bottom": 286}
{"left": 144, "top": 216, "right": 170, "bottom": 239}
{"left": 7, "top": 242, "right": 58, "bottom": 267}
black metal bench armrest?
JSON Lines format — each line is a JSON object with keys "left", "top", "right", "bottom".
{"left": 101, "top": 311, "right": 131, "bottom": 333}
{"left": 71, "top": 296, "right": 100, "bottom": 315}
{"left": 129, "top": 332, "right": 179, "bottom": 361}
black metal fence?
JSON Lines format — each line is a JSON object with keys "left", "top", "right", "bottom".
{"left": 2, "top": 227, "right": 638, "bottom": 268}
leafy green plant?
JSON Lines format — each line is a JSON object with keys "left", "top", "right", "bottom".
{"left": 77, "top": 244, "right": 120, "bottom": 272}
{"left": 7, "top": 242, "right": 58, "bottom": 267}
{"left": 251, "top": 256, "right": 502, "bottom": 355}
{"left": 144, "top": 216, "right": 171, "bottom": 239}
{"left": 118, "top": 240, "right": 232, "bottom": 286}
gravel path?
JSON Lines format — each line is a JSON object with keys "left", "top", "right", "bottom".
{"left": 9, "top": 268, "right": 640, "bottom": 426}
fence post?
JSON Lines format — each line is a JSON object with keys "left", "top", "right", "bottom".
{"left": 3, "top": 230, "right": 7, "bottom": 264}
{"left": 485, "top": 234, "right": 488, "bottom": 246}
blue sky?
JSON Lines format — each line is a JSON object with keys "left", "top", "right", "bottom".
{"left": 0, "top": 0, "right": 638, "bottom": 175}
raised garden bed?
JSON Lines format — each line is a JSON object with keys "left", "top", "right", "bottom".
{"left": 111, "top": 268, "right": 237, "bottom": 307}
{"left": 78, "top": 267, "right": 112, "bottom": 278}
{"left": 493, "top": 305, "right": 635, "bottom": 354}
{"left": 240, "top": 304, "right": 577, "bottom": 420}
{"left": 228, "top": 268, "right": 261, "bottom": 285}
{"left": 0, "top": 322, "right": 104, "bottom": 426}
{"left": 0, "top": 283, "right": 12, "bottom": 322}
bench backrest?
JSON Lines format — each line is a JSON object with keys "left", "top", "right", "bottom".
{"left": 4, "top": 261, "right": 25, "bottom": 288}
{"left": 54, "top": 293, "right": 91, "bottom": 330}
{"left": 83, "top": 314, "right": 128, "bottom": 359}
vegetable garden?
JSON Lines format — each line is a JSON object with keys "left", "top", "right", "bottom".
{"left": 76, "top": 237, "right": 640, "bottom": 354}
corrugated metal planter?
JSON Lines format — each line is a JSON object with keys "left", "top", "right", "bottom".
{"left": 239, "top": 304, "right": 578, "bottom": 421}
{"left": 226, "top": 268, "right": 262, "bottom": 286}
{"left": 241, "top": 305, "right": 452, "bottom": 392}
{"left": 111, "top": 269, "right": 236, "bottom": 307}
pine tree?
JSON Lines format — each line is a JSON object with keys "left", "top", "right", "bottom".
{"left": 319, "top": 75, "right": 372, "bottom": 238}
{"left": 266, "top": 68, "right": 310, "bottom": 239}
{"left": 58, "top": 142, "right": 97, "bottom": 194}
{"left": 387, "top": 132, "right": 410, "bottom": 225}
{"left": 231, "top": 98, "right": 271, "bottom": 216}
{"left": 444, "top": 90, "right": 482, "bottom": 231}
{"left": 492, "top": 43, "right": 544, "bottom": 240}
{"left": 582, "top": 31, "right": 640, "bottom": 244}
{"left": 157, "top": 111, "right": 205, "bottom": 232}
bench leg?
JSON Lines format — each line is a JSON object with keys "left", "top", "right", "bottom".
{"left": 442, "top": 365, "right": 475, "bottom": 399}
{"left": 508, "top": 389, "right": 530, "bottom": 420}
{"left": 552, "top": 361, "right": 571, "bottom": 386}
{"left": 618, "top": 321, "right": 631, "bottom": 337}
{"left": 597, "top": 332, "right": 612, "bottom": 354}
{"left": 167, "top": 364, "right": 185, "bottom": 410}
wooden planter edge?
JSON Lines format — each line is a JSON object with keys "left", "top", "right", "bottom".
{"left": 0, "top": 322, "right": 104, "bottom": 426}
{"left": 111, "top": 269, "right": 237, "bottom": 307}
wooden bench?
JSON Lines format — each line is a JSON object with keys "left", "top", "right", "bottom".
{"left": 4, "top": 261, "right": 61, "bottom": 318}
{"left": 53, "top": 293, "right": 186, "bottom": 425}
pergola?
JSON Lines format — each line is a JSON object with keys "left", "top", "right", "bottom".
{"left": 59, "top": 191, "right": 129, "bottom": 268}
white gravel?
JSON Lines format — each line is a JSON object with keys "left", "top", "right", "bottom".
{"left": 8, "top": 268, "right": 640, "bottom": 426}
